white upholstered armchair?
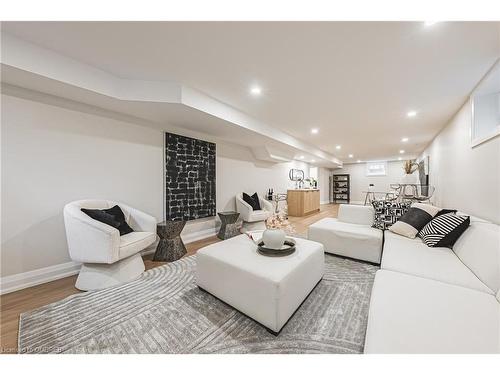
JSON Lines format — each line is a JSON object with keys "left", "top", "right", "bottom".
{"left": 235, "top": 193, "right": 273, "bottom": 231}
{"left": 63, "top": 199, "right": 157, "bottom": 291}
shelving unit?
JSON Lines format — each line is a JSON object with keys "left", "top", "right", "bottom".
{"left": 330, "top": 174, "right": 350, "bottom": 203}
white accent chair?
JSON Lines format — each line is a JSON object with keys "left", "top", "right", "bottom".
{"left": 235, "top": 193, "right": 273, "bottom": 231}
{"left": 63, "top": 199, "right": 157, "bottom": 291}
{"left": 307, "top": 204, "right": 383, "bottom": 264}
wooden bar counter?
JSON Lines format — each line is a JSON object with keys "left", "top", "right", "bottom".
{"left": 287, "top": 189, "right": 320, "bottom": 217}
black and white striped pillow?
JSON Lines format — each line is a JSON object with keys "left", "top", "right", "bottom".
{"left": 418, "top": 213, "right": 470, "bottom": 248}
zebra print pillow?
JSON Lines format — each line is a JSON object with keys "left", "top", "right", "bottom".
{"left": 418, "top": 213, "right": 470, "bottom": 248}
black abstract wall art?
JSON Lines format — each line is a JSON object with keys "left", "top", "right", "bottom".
{"left": 165, "top": 132, "right": 216, "bottom": 221}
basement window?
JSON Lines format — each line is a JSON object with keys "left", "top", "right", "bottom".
{"left": 471, "top": 60, "right": 500, "bottom": 147}
{"left": 366, "top": 161, "right": 387, "bottom": 176}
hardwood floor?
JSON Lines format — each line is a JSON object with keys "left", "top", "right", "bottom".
{"left": 0, "top": 203, "right": 338, "bottom": 354}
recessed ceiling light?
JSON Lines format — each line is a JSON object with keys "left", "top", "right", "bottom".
{"left": 398, "top": 157, "right": 402, "bottom": 160}
{"left": 424, "top": 21, "right": 439, "bottom": 27}
{"left": 407, "top": 111, "right": 417, "bottom": 118}
{"left": 399, "top": 150, "right": 405, "bottom": 154}
{"left": 311, "top": 128, "right": 319, "bottom": 134}
{"left": 299, "top": 155, "right": 304, "bottom": 159}
{"left": 311, "top": 159, "right": 316, "bottom": 162}
{"left": 401, "top": 137, "right": 409, "bottom": 142}
{"left": 335, "top": 145, "right": 341, "bottom": 150}
{"left": 348, "top": 154, "right": 354, "bottom": 158}
{"left": 357, "top": 160, "right": 361, "bottom": 163}
{"left": 250, "top": 86, "right": 262, "bottom": 96}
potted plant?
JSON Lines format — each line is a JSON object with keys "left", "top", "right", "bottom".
{"left": 303, "top": 177, "right": 317, "bottom": 189}
{"left": 401, "top": 160, "right": 419, "bottom": 184}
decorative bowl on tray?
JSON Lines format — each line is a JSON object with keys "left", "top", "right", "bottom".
{"left": 257, "top": 238, "right": 296, "bottom": 257}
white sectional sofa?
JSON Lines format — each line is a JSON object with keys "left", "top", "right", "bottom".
{"left": 307, "top": 204, "right": 383, "bottom": 263}
{"left": 308, "top": 204, "right": 499, "bottom": 353}
{"left": 365, "top": 214, "right": 500, "bottom": 353}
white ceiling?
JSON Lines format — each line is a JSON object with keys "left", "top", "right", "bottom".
{"left": 2, "top": 21, "right": 500, "bottom": 162}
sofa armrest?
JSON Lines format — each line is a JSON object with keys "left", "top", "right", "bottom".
{"left": 63, "top": 205, "right": 120, "bottom": 264}
{"left": 236, "top": 195, "right": 253, "bottom": 222}
{"left": 338, "top": 204, "right": 375, "bottom": 226}
{"left": 120, "top": 203, "right": 157, "bottom": 233}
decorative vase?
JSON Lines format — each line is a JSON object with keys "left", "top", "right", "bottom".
{"left": 262, "top": 228, "right": 286, "bottom": 249}
{"left": 401, "top": 173, "right": 418, "bottom": 184}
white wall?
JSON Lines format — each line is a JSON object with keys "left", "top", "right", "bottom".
{"left": 318, "top": 167, "right": 331, "bottom": 204}
{"left": 218, "top": 144, "right": 310, "bottom": 210}
{"left": 1, "top": 94, "right": 164, "bottom": 278}
{"left": 420, "top": 100, "right": 500, "bottom": 224}
{"left": 1, "top": 93, "right": 313, "bottom": 280}
{"left": 333, "top": 160, "right": 406, "bottom": 203}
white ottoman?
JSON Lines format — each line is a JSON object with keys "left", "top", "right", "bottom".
{"left": 196, "top": 234, "right": 324, "bottom": 333}
{"left": 308, "top": 205, "right": 383, "bottom": 264}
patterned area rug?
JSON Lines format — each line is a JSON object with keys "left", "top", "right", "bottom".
{"left": 19, "top": 254, "right": 378, "bottom": 354}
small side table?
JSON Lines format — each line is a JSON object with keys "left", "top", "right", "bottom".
{"left": 217, "top": 211, "right": 240, "bottom": 240}
{"left": 153, "top": 220, "right": 187, "bottom": 262}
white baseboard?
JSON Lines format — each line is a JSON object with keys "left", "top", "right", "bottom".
{"left": 1, "top": 227, "right": 217, "bottom": 295}
{"left": 181, "top": 227, "right": 217, "bottom": 243}
{"left": 320, "top": 200, "right": 331, "bottom": 205}
{"left": 0, "top": 261, "right": 81, "bottom": 295}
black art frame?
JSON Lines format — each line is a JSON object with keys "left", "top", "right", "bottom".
{"left": 165, "top": 133, "right": 216, "bottom": 221}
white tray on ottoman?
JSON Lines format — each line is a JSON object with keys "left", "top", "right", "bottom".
{"left": 196, "top": 234, "right": 325, "bottom": 333}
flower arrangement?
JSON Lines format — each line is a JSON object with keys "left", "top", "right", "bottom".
{"left": 403, "top": 160, "right": 419, "bottom": 174}
{"left": 265, "top": 213, "right": 295, "bottom": 234}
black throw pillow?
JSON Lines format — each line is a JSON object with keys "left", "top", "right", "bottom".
{"left": 242, "top": 192, "right": 261, "bottom": 211}
{"left": 81, "top": 208, "right": 121, "bottom": 229}
{"left": 251, "top": 193, "right": 262, "bottom": 210}
{"left": 81, "top": 205, "right": 134, "bottom": 236}
{"left": 418, "top": 213, "right": 470, "bottom": 248}
{"left": 104, "top": 205, "right": 134, "bottom": 236}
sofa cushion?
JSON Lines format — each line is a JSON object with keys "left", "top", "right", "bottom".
{"left": 453, "top": 220, "right": 500, "bottom": 295}
{"left": 247, "top": 209, "right": 271, "bottom": 223}
{"left": 308, "top": 218, "right": 383, "bottom": 263}
{"left": 382, "top": 231, "right": 492, "bottom": 294}
{"left": 388, "top": 203, "right": 439, "bottom": 238}
{"left": 119, "top": 231, "right": 156, "bottom": 260}
{"left": 418, "top": 213, "right": 470, "bottom": 248}
{"left": 337, "top": 204, "right": 375, "bottom": 226}
{"left": 364, "top": 270, "right": 499, "bottom": 353}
